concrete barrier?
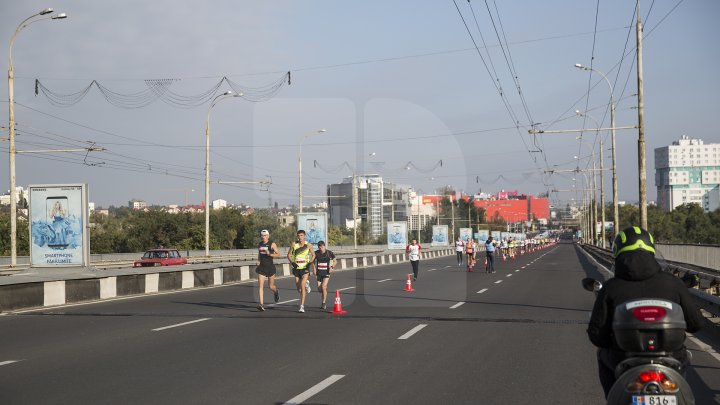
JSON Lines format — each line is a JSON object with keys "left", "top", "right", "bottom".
{"left": 0, "top": 248, "right": 454, "bottom": 313}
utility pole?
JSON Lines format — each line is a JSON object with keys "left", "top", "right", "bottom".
{"left": 636, "top": 2, "right": 648, "bottom": 229}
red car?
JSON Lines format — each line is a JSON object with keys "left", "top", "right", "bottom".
{"left": 133, "top": 249, "right": 187, "bottom": 267}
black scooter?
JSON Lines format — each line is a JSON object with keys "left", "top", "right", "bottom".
{"left": 583, "top": 277, "right": 695, "bottom": 405}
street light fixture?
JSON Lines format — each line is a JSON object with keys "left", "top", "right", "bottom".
{"left": 8, "top": 8, "right": 67, "bottom": 267}
{"left": 574, "top": 63, "right": 619, "bottom": 237}
{"left": 298, "top": 129, "right": 327, "bottom": 213}
{"left": 205, "top": 90, "right": 242, "bottom": 257}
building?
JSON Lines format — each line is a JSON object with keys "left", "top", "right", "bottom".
{"left": 129, "top": 199, "right": 147, "bottom": 210}
{"left": 327, "top": 175, "right": 410, "bottom": 238}
{"left": 655, "top": 135, "right": 720, "bottom": 212}
{"left": 211, "top": 199, "right": 227, "bottom": 210}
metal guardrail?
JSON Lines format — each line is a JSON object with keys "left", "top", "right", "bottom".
{"left": 579, "top": 243, "right": 720, "bottom": 319}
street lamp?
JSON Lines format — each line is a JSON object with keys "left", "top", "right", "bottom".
{"left": 298, "top": 129, "right": 327, "bottom": 213}
{"left": 574, "top": 63, "right": 619, "bottom": 236}
{"left": 205, "top": 91, "right": 241, "bottom": 257}
{"left": 7, "top": 8, "right": 67, "bottom": 267}
{"left": 576, "top": 110, "right": 607, "bottom": 248}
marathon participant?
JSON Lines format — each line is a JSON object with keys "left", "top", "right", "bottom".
{"left": 466, "top": 238, "right": 476, "bottom": 269}
{"left": 288, "top": 230, "right": 315, "bottom": 313}
{"left": 406, "top": 239, "right": 422, "bottom": 281}
{"left": 313, "top": 241, "right": 336, "bottom": 310}
{"left": 455, "top": 236, "right": 465, "bottom": 266}
{"left": 255, "top": 229, "right": 280, "bottom": 311}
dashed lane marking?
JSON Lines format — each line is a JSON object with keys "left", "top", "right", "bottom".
{"left": 337, "top": 286, "right": 356, "bottom": 292}
{"left": 398, "top": 324, "right": 428, "bottom": 340}
{"left": 274, "top": 299, "right": 299, "bottom": 306}
{"left": 0, "top": 360, "right": 21, "bottom": 367}
{"left": 283, "top": 374, "right": 346, "bottom": 405}
{"left": 377, "top": 278, "right": 392, "bottom": 283}
{"left": 506, "top": 274, "right": 512, "bottom": 278}
{"left": 450, "top": 302, "right": 465, "bottom": 309}
{"left": 494, "top": 280, "right": 503, "bottom": 284}
{"left": 152, "top": 318, "right": 210, "bottom": 332}
{"left": 477, "top": 288, "right": 488, "bottom": 294}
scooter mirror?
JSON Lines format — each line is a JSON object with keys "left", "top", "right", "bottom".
{"left": 581, "top": 277, "right": 602, "bottom": 292}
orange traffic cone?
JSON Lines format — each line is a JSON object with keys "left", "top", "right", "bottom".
{"left": 404, "top": 274, "right": 415, "bottom": 292}
{"left": 331, "top": 290, "right": 347, "bottom": 314}
{"left": 502, "top": 254, "right": 507, "bottom": 262}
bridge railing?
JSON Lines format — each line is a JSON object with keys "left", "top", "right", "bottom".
{"left": 580, "top": 243, "right": 720, "bottom": 319}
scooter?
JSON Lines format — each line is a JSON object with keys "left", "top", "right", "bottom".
{"left": 582, "top": 277, "right": 695, "bottom": 405}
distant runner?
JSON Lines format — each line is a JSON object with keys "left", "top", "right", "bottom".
{"left": 255, "top": 229, "right": 281, "bottom": 311}
{"left": 313, "top": 241, "right": 336, "bottom": 310}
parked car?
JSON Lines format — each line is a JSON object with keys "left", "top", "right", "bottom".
{"left": 133, "top": 248, "right": 187, "bottom": 267}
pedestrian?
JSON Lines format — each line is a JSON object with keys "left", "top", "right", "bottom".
{"left": 406, "top": 239, "right": 422, "bottom": 281}
{"left": 313, "top": 240, "right": 336, "bottom": 310}
{"left": 288, "top": 229, "right": 315, "bottom": 313}
{"left": 485, "top": 236, "right": 496, "bottom": 273}
{"left": 465, "top": 238, "right": 476, "bottom": 269}
{"left": 255, "top": 229, "right": 281, "bottom": 311}
{"left": 454, "top": 236, "right": 465, "bottom": 266}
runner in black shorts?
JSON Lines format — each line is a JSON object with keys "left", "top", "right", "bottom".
{"left": 313, "top": 241, "right": 336, "bottom": 310}
{"left": 255, "top": 229, "right": 280, "bottom": 311}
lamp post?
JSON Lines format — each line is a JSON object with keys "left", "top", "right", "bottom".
{"left": 576, "top": 110, "right": 607, "bottom": 248}
{"left": 205, "top": 91, "right": 241, "bottom": 257}
{"left": 7, "top": 8, "right": 67, "bottom": 267}
{"left": 574, "top": 63, "right": 619, "bottom": 236}
{"left": 298, "top": 129, "right": 327, "bottom": 213}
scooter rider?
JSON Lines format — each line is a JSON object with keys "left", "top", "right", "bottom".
{"left": 587, "top": 226, "right": 704, "bottom": 398}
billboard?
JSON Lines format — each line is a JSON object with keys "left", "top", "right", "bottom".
{"left": 29, "top": 184, "right": 89, "bottom": 267}
{"left": 387, "top": 221, "right": 407, "bottom": 249}
{"left": 431, "top": 225, "right": 449, "bottom": 247}
{"left": 476, "top": 229, "right": 489, "bottom": 242}
{"left": 459, "top": 227, "right": 473, "bottom": 243}
{"left": 296, "top": 212, "right": 327, "bottom": 246}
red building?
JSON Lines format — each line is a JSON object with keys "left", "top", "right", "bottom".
{"left": 472, "top": 195, "right": 549, "bottom": 223}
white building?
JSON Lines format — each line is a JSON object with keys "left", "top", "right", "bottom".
{"left": 655, "top": 135, "right": 720, "bottom": 212}
{"left": 129, "top": 199, "right": 147, "bottom": 210}
{"left": 212, "top": 199, "right": 227, "bottom": 210}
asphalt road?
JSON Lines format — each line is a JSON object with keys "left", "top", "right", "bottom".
{"left": 1, "top": 241, "right": 719, "bottom": 404}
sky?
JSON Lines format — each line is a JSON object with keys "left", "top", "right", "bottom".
{"left": 1, "top": 0, "right": 719, "bottom": 210}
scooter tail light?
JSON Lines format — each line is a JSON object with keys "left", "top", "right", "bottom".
{"left": 627, "top": 371, "right": 678, "bottom": 392}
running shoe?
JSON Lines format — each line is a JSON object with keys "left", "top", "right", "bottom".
{"left": 257, "top": 304, "right": 265, "bottom": 311}
{"left": 273, "top": 289, "right": 280, "bottom": 303}
{"left": 298, "top": 305, "right": 305, "bottom": 313}
{"left": 305, "top": 280, "right": 311, "bottom": 294}
{"left": 320, "top": 303, "right": 326, "bottom": 310}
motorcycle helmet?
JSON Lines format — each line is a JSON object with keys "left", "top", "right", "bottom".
{"left": 612, "top": 226, "right": 655, "bottom": 258}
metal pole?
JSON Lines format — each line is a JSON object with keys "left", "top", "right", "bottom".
{"left": 636, "top": 3, "right": 648, "bottom": 229}
{"left": 353, "top": 173, "right": 357, "bottom": 249}
{"left": 600, "top": 137, "right": 606, "bottom": 248}
{"left": 298, "top": 147, "right": 303, "bottom": 213}
{"left": 7, "top": 9, "right": 65, "bottom": 267}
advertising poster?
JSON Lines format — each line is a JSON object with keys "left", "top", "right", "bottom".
{"left": 476, "top": 229, "right": 490, "bottom": 242}
{"left": 29, "top": 184, "right": 88, "bottom": 267}
{"left": 387, "top": 221, "right": 407, "bottom": 249}
{"left": 491, "top": 231, "right": 502, "bottom": 241}
{"left": 296, "top": 212, "right": 327, "bottom": 246}
{"left": 459, "top": 228, "right": 473, "bottom": 243}
{"left": 431, "top": 225, "right": 449, "bottom": 247}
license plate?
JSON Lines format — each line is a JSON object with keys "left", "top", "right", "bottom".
{"left": 632, "top": 395, "right": 677, "bottom": 405}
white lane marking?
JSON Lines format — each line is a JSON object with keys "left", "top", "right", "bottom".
{"left": 152, "top": 318, "right": 210, "bottom": 332}
{"left": 506, "top": 274, "right": 512, "bottom": 278}
{"left": 445, "top": 265, "right": 453, "bottom": 268}
{"left": 283, "top": 374, "right": 345, "bottom": 405}
{"left": 428, "top": 268, "right": 438, "bottom": 272}
{"left": 515, "top": 270, "right": 520, "bottom": 272}
{"left": 377, "top": 278, "right": 392, "bottom": 283}
{"left": 477, "top": 288, "right": 488, "bottom": 294}
{"left": 450, "top": 302, "right": 465, "bottom": 309}
{"left": 337, "top": 286, "right": 355, "bottom": 292}
{"left": 398, "top": 324, "right": 428, "bottom": 340}
{"left": 0, "top": 360, "right": 21, "bottom": 367}
{"left": 494, "top": 280, "right": 503, "bottom": 284}
{"left": 274, "top": 299, "right": 299, "bottom": 306}
{"left": 521, "top": 265, "right": 527, "bottom": 268}
{"left": 688, "top": 335, "right": 720, "bottom": 364}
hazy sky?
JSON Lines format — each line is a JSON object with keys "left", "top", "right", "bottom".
{"left": 2, "top": 1, "right": 719, "bottom": 209}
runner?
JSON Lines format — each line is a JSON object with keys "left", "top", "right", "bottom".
{"left": 255, "top": 229, "right": 281, "bottom": 311}
{"left": 465, "top": 238, "right": 476, "bottom": 271}
{"left": 313, "top": 240, "right": 336, "bottom": 310}
{"left": 454, "top": 236, "right": 465, "bottom": 266}
{"left": 287, "top": 230, "right": 315, "bottom": 313}
{"left": 406, "top": 239, "right": 422, "bottom": 281}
